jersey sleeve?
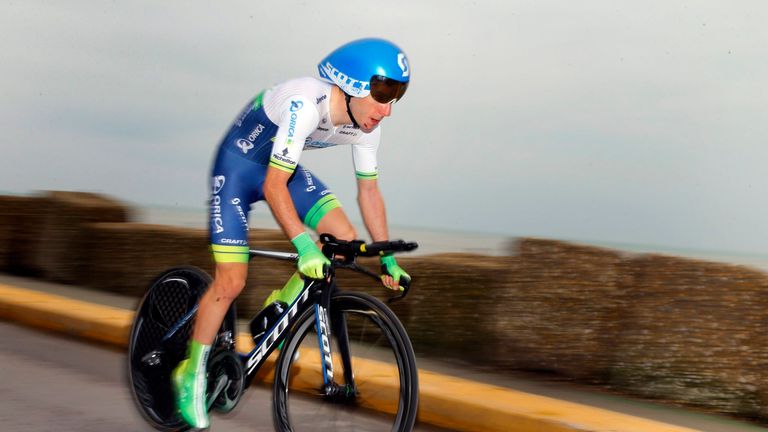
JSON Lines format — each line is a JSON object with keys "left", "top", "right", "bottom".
{"left": 269, "top": 95, "right": 319, "bottom": 173}
{"left": 351, "top": 126, "right": 381, "bottom": 180}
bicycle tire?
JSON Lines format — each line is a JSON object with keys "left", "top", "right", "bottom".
{"left": 127, "top": 266, "right": 235, "bottom": 431}
{"left": 273, "top": 291, "right": 419, "bottom": 432}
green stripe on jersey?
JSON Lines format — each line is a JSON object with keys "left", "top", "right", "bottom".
{"left": 252, "top": 90, "right": 265, "bottom": 111}
{"left": 303, "top": 194, "right": 342, "bottom": 229}
{"left": 355, "top": 171, "right": 378, "bottom": 180}
{"left": 269, "top": 158, "right": 296, "bottom": 173}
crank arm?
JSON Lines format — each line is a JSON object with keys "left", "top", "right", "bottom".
{"left": 207, "top": 374, "right": 229, "bottom": 410}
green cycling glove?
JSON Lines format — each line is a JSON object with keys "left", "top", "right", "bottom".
{"left": 380, "top": 253, "right": 410, "bottom": 290}
{"left": 291, "top": 232, "right": 330, "bottom": 279}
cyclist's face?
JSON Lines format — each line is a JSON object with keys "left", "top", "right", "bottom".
{"left": 351, "top": 95, "right": 392, "bottom": 133}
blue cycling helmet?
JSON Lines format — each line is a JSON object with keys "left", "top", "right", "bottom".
{"left": 318, "top": 38, "right": 410, "bottom": 104}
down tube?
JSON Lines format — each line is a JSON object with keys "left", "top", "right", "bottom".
{"left": 314, "top": 303, "right": 335, "bottom": 385}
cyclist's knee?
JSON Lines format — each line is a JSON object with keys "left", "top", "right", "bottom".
{"left": 212, "top": 278, "right": 245, "bottom": 300}
{"left": 211, "top": 264, "right": 248, "bottom": 301}
{"left": 333, "top": 224, "right": 356, "bottom": 241}
{"left": 315, "top": 209, "right": 356, "bottom": 240}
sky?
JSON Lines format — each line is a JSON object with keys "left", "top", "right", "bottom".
{"left": 2, "top": 1, "right": 767, "bottom": 256}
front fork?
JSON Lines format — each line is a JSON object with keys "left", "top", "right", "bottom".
{"left": 315, "top": 280, "right": 357, "bottom": 399}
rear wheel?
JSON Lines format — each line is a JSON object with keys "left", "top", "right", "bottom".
{"left": 127, "top": 266, "right": 236, "bottom": 431}
{"left": 273, "top": 291, "right": 419, "bottom": 431}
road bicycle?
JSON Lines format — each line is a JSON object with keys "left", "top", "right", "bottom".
{"left": 128, "top": 233, "right": 419, "bottom": 431}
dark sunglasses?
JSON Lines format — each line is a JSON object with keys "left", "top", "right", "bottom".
{"left": 369, "top": 75, "right": 409, "bottom": 104}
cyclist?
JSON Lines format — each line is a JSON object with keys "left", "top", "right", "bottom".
{"left": 172, "top": 38, "right": 413, "bottom": 429}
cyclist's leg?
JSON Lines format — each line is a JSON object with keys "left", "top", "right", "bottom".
{"left": 289, "top": 166, "right": 346, "bottom": 236}
{"left": 193, "top": 262, "right": 248, "bottom": 343}
{"left": 201, "top": 153, "right": 265, "bottom": 341}
{"left": 174, "top": 152, "right": 261, "bottom": 428}
{"left": 173, "top": 262, "right": 247, "bottom": 427}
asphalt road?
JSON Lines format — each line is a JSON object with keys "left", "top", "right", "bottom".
{"left": 0, "top": 321, "right": 448, "bottom": 432}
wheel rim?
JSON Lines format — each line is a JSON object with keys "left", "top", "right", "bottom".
{"left": 275, "top": 296, "right": 415, "bottom": 431}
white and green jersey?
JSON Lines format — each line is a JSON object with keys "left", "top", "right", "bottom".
{"left": 221, "top": 77, "right": 380, "bottom": 180}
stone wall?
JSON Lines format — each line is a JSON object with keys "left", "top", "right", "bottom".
{"left": 611, "top": 255, "right": 768, "bottom": 417}
{"left": 2, "top": 191, "right": 768, "bottom": 420}
{"left": 490, "top": 238, "right": 627, "bottom": 381}
{"left": 0, "top": 194, "right": 46, "bottom": 275}
{"left": 36, "top": 191, "right": 130, "bottom": 283}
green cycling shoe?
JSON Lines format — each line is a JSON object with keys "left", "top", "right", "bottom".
{"left": 172, "top": 340, "right": 211, "bottom": 429}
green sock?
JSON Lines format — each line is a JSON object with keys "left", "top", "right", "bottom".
{"left": 172, "top": 339, "right": 211, "bottom": 428}
{"left": 264, "top": 272, "right": 305, "bottom": 307}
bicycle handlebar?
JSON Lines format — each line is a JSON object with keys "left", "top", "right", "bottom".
{"left": 320, "top": 234, "right": 417, "bottom": 303}
{"left": 319, "top": 233, "right": 418, "bottom": 258}
{"left": 249, "top": 234, "right": 418, "bottom": 302}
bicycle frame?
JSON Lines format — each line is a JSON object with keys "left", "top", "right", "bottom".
{"left": 129, "top": 234, "right": 419, "bottom": 431}
{"left": 244, "top": 254, "right": 361, "bottom": 395}
{"left": 154, "top": 248, "right": 348, "bottom": 392}
{"left": 241, "top": 277, "right": 321, "bottom": 379}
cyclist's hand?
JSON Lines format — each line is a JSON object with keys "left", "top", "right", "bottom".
{"left": 380, "top": 253, "right": 410, "bottom": 291}
{"left": 291, "top": 232, "right": 330, "bottom": 279}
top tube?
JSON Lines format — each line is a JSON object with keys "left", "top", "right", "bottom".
{"left": 248, "top": 249, "right": 298, "bottom": 261}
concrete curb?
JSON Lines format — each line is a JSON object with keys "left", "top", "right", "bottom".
{"left": 0, "top": 283, "right": 699, "bottom": 432}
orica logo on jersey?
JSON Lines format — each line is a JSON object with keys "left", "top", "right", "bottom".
{"left": 236, "top": 123, "right": 264, "bottom": 154}
{"left": 290, "top": 100, "right": 304, "bottom": 112}
{"left": 287, "top": 101, "right": 303, "bottom": 137}
{"left": 236, "top": 139, "right": 254, "bottom": 154}
{"left": 211, "top": 176, "right": 226, "bottom": 234}
{"left": 248, "top": 124, "right": 265, "bottom": 141}
{"left": 212, "top": 176, "right": 226, "bottom": 194}
{"left": 288, "top": 112, "right": 298, "bottom": 138}
{"left": 321, "top": 61, "right": 370, "bottom": 95}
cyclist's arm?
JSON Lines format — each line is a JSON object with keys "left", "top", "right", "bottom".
{"left": 264, "top": 168, "right": 304, "bottom": 239}
{"left": 359, "top": 177, "right": 409, "bottom": 290}
{"left": 351, "top": 133, "right": 386, "bottom": 241}
{"left": 357, "top": 178, "right": 389, "bottom": 242}
{"left": 265, "top": 94, "right": 318, "bottom": 239}
{"left": 353, "top": 137, "right": 408, "bottom": 290}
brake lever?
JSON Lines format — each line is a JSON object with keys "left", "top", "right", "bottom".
{"left": 342, "top": 262, "right": 410, "bottom": 302}
{"left": 387, "top": 277, "right": 411, "bottom": 304}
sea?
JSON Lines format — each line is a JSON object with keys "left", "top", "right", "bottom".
{"left": 135, "top": 204, "right": 768, "bottom": 273}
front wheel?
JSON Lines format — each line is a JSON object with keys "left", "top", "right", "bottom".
{"left": 273, "top": 291, "right": 419, "bottom": 432}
